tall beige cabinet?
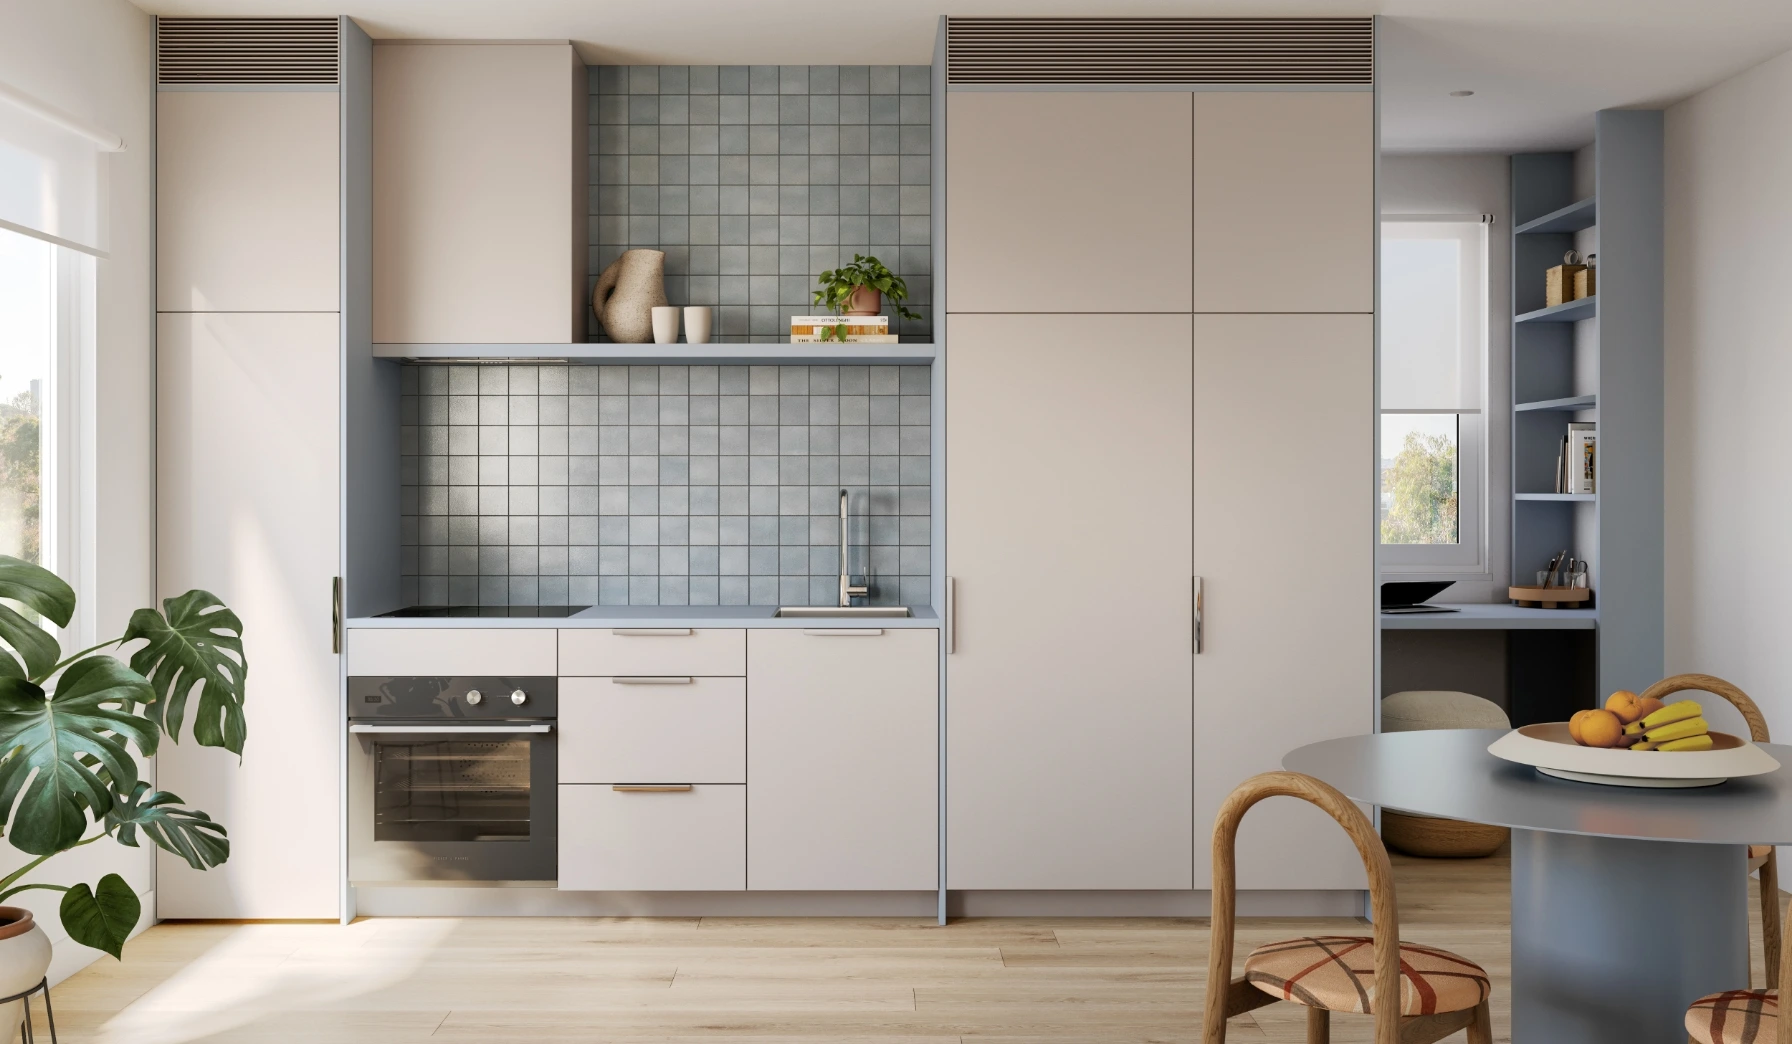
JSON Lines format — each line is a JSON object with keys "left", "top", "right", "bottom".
{"left": 153, "top": 19, "right": 368, "bottom": 919}
{"left": 944, "top": 81, "right": 1375, "bottom": 894}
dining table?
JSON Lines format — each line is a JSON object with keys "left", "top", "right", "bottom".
{"left": 1285, "top": 728, "right": 1792, "bottom": 1044}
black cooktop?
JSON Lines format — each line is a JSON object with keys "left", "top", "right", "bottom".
{"left": 375, "top": 605, "right": 590, "bottom": 619}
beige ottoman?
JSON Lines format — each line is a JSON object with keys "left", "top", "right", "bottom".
{"left": 1379, "top": 690, "right": 1511, "bottom": 858}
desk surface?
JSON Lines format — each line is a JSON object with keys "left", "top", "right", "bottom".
{"left": 1379, "top": 602, "right": 1596, "bottom": 630}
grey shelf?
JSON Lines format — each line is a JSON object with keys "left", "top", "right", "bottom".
{"left": 1380, "top": 603, "right": 1596, "bottom": 630}
{"left": 1516, "top": 297, "right": 1597, "bottom": 324}
{"left": 1515, "top": 493, "right": 1596, "bottom": 502}
{"left": 371, "top": 342, "right": 939, "bottom": 365}
{"left": 1515, "top": 197, "right": 1597, "bottom": 235}
{"left": 1515, "top": 394, "right": 1598, "bottom": 412}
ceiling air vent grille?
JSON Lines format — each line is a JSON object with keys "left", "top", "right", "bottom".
{"left": 156, "top": 18, "right": 340, "bottom": 85}
{"left": 945, "top": 18, "right": 1373, "bottom": 86}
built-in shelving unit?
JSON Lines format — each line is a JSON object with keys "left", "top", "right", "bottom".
{"left": 1516, "top": 297, "right": 1597, "bottom": 324}
{"left": 1515, "top": 394, "right": 1597, "bottom": 413}
{"left": 1513, "top": 196, "right": 1597, "bottom": 235}
{"left": 1515, "top": 493, "right": 1596, "bottom": 502}
{"left": 371, "top": 342, "right": 939, "bottom": 365}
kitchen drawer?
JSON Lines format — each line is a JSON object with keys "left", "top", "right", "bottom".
{"left": 344, "top": 628, "right": 557, "bottom": 676}
{"left": 558, "top": 783, "right": 745, "bottom": 891}
{"left": 559, "top": 677, "right": 745, "bottom": 784}
{"left": 557, "top": 628, "right": 744, "bottom": 677}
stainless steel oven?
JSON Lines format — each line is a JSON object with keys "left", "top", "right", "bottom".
{"left": 348, "top": 676, "right": 557, "bottom": 884}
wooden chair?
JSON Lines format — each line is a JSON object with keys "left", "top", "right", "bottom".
{"left": 1639, "top": 674, "right": 1780, "bottom": 988}
{"left": 1686, "top": 887, "right": 1792, "bottom": 1043}
{"left": 1203, "top": 771, "right": 1494, "bottom": 1044}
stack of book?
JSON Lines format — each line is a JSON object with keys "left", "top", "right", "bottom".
{"left": 1554, "top": 422, "right": 1596, "bottom": 494}
{"left": 789, "top": 316, "right": 899, "bottom": 343}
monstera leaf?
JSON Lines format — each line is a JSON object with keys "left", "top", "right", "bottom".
{"left": 0, "top": 557, "right": 73, "bottom": 682}
{"left": 124, "top": 591, "right": 247, "bottom": 754}
{"left": 105, "top": 781, "right": 229, "bottom": 871}
{"left": 60, "top": 873, "right": 139, "bottom": 960}
{"left": 0, "top": 657, "right": 157, "bottom": 855}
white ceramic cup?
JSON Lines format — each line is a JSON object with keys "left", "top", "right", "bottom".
{"left": 683, "top": 306, "right": 713, "bottom": 344}
{"left": 650, "top": 306, "right": 680, "bottom": 345}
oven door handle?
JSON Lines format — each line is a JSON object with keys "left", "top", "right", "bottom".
{"left": 348, "top": 724, "right": 554, "bottom": 734}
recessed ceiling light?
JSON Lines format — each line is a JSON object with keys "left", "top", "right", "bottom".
{"left": 1450, "top": 90, "right": 1476, "bottom": 97}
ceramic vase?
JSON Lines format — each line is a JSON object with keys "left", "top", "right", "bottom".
{"left": 591, "top": 249, "right": 668, "bottom": 343}
{"left": 843, "top": 286, "right": 881, "bottom": 316}
{"left": 0, "top": 908, "right": 51, "bottom": 1043}
{"left": 683, "top": 306, "right": 713, "bottom": 344}
{"left": 650, "top": 306, "right": 680, "bottom": 345}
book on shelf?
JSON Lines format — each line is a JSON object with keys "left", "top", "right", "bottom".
{"left": 790, "top": 315, "right": 887, "bottom": 337}
{"left": 789, "top": 333, "right": 900, "bottom": 343}
{"left": 1568, "top": 422, "right": 1596, "bottom": 495}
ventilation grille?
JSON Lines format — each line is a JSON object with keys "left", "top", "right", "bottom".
{"left": 945, "top": 18, "right": 1372, "bottom": 85}
{"left": 157, "top": 18, "right": 340, "bottom": 85}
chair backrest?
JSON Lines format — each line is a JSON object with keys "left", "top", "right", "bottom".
{"left": 1203, "top": 771, "right": 1402, "bottom": 1044}
{"left": 1638, "top": 673, "right": 1768, "bottom": 743}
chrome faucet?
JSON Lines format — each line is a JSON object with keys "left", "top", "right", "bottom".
{"left": 838, "top": 489, "right": 869, "bottom": 607}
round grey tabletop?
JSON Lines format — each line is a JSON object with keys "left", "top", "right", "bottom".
{"left": 1283, "top": 729, "right": 1792, "bottom": 845}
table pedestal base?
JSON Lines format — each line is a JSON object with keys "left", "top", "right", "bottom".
{"left": 1512, "top": 829, "right": 1747, "bottom": 1044}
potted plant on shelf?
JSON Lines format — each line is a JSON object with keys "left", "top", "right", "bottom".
{"left": 0, "top": 557, "right": 242, "bottom": 1023}
{"left": 811, "top": 254, "right": 922, "bottom": 341}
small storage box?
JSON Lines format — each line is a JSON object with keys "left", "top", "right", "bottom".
{"left": 1574, "top": 266, "right": 1596, "bottom": 299}
{"left": 1546, "top": 264, "right": 1587, "bottom": 307}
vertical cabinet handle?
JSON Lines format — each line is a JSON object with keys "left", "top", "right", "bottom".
{"left": 1193, "top": 576, "right": 1203, "bottom": 655}
{"left": 947, "top": 575, "right": 957, "bottom": 655}
{"left": 331, "top": 576, "right": 342, "bottom": 654}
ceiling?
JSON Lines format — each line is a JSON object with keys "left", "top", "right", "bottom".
{"left": 131, "top": 0, "right": 1792, "bottom": 152}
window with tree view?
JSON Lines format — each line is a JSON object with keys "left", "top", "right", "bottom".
{"left": 0, "top": 228, "right": 49, "bottom": 564}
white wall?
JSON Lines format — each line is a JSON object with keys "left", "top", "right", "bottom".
{"left": 1663, "top": 47, "right": 1792, "bottom": 747}
{"left": 0, "top": 0, "right": 156, "bottom": 983}
{"left": 1378, "top": 153, "right": 1512, "bottom": 602}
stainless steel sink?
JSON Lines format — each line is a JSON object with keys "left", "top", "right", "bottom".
{"left": 774, "top": 606, "right": 913, "bottom": 618}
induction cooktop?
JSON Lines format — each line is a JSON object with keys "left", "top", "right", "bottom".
{"left": 375, "top": 605, "right": 590, "bottom": 619}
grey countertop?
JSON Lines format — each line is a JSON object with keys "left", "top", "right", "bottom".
{"left": 1285, "top": 729, "right": 1792, "bottom": 845}
{"left": 347, "top": 605, "right": 940, "bottom": 629}
{"left": 1380, "top": 602, "right": 1597, "bottom": 630}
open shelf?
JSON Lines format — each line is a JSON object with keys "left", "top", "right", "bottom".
{"left": 1515, "top": 197, "right": 1597, "bottom": 235}
{"left": 372, "top": 342, "right": 939, "bottom": 365}
{"left": 1515, "top": 394, "right": 1597, "bottom": 413}
{"left": 1515, "top": 493, "right": 1596, "bottom": 502}
{"left": 1516, "top": 297, "right": 1597, "bottom": 324}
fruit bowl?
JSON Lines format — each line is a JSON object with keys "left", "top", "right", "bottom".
{"left": 1488, "top": 723, "right": 1781, "bottom": 788}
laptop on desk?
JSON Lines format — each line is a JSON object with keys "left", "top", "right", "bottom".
{"left": 1380, "top": 580, "right": 1460, "bottom": 614}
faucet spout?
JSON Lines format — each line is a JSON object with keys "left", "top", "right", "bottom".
{"left": 838, "top": 489, "right": 869, "bottom": 607}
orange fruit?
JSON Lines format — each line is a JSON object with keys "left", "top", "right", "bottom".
{"left": 1569, "top": 709, "right": 1596, "bottom": 745}
{"left": 1636, "top": 696, "right": 1666, "bottom": 721}
{"left": 1578, "top": 709, "right": 1625, "bottom": 749}
{"left": 1606, "top": 690, "right": 1646, "bottom": 724}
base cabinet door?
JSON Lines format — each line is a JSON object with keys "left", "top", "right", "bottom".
{"left": 747, "top": 629, "right": 938, "bottom": 891}
{"left": 946, "top": 314, "right": 1193, "bottom": 890}
{"left": 559, "top": 784, "right": 745, "bottom": 891}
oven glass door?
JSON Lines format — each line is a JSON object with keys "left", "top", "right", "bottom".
{"left": 373, "top": 735, "right": 532, "bottom": 843}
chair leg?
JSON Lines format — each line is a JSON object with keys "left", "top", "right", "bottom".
{"left": 1761, "top": 853, "right": 1781, "bottom": 988}
{"left": 1305, "top": 1005, "right": 1330, "bottom": 1044}
{"left": 1465, "top": 1000, "right": 1493, "bottom": 1044}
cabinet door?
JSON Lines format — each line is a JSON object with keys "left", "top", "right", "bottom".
{"left": 946, "top": 313, "right": 1193, "bottom": 889}
{"left": 946, "top": 92, "right": 1191, "bottom": 313}
{"left": 560, "top": 784, "right": 745, "bottom": 891}
{"left": 155, "top": 312, "right": 341, "bottom": 918}
{"left": 1189, "top": 314, "right": 1372, "bottom": 890}
{"left": 1190, "top": 92, "right": 1373, "bottom": 313}
{"left": 157, "top": 91, "right": 340, "bottom": 312}
{"left": 747, "top": 628, "right": 938, "bottom": 891}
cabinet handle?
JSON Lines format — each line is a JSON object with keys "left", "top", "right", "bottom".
{"left": 612, "top": 784, "right": 693, "bottom": 793}
{"left": 610, "top": 676, "right": 695, "bottom": 685}
{"left": 611, "top": 628, "right": 694, "bottom": 637}
{"left": 331, "top": 576, "right": 342, "bottom": 654}
{"left": 803, "top": 628, "right": 884, "bottom": 637}
{"left": 1193, "top": 575, "right": 1204, "bottom": 655}
{"left": 947, "top": 575, "right": 956, "bottom": 655}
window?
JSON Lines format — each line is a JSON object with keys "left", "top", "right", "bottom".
{"left": 1380, "top": 218, "right": 1487, "bottom": 574}
{"left": 0, "top": 229, "right": 50, "bottom": 565}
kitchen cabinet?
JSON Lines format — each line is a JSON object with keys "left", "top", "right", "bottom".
{"left": 1189, "top": 92, "right": 1374, "bottom": 313}
{"left": 945, "top": 92, "right": 1192, "bottom": 313}
{"left": 746, "top": 628, "right": 938, "bottom": 891}
{"left": 559, "top": 784, "right": 745, "bottom": 891}
{"left": 557, "top": 627, "right": 745, "bottom": 677}
{"left": 1188, "top": 314, "right": 1372, "bottom": 890}
{"left": 946, "top": 313, "right": 1194, "bottom": 890}
{"left": 156, "top": 91, "right": 340, "bottom": 313}
{"left": 154, "top": 311, "right": 342, "bottom": 918}
{"left": 372, "top": 42, "right": 586, "bottom": 343}
{"left": 559, "top": 677, "right": 746, "bottom": 784}
{"left": 343, "top": 627, "right": 558, "bottom": 676}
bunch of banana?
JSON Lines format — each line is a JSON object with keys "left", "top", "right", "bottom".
{"left": 1621, "top": 699, "right": 1713, "bottom": 751}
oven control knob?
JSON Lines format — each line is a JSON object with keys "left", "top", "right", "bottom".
{"left": 465, "top": 688, "right": 483, "bottom": 706}
{"left": 510, "top": 689, "right": 528, "bottom": 706}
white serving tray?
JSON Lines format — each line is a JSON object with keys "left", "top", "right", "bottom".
{"left": 1488, "top": 722, "right": 1781, "bottom": 788}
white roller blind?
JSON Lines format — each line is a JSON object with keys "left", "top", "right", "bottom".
{"left": 0, "top": 81, "right": 120, "bottom": 256}
{"left": 1380, "top": 219, "right": 1485, "bottom": 412}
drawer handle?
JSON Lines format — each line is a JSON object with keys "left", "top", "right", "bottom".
{"left": 611, "top": 628, "right": 694, "bottom": 637}
{"left": 611, "top": 784, "right": 693, "bottom": 793}
{"left": 803, "top": 628, "right": 884, "bottom": 637}
{"left": 611, "top": 676, "right": 695, "bottom": 685}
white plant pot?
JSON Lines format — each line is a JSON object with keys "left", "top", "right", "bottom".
{"left": 0, "top": 908, "right": 51, "bottom": 1043}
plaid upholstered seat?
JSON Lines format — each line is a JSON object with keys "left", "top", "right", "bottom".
{"left": 1243, "top": 936, "right": 1491, "bottom": 1016}
{"left": 1688, "top": 989, "right": 1778, "bottom": 1044}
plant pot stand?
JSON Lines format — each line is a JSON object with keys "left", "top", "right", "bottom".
{"left": 1, "top": 978, "right": 56, "bottom": 1044}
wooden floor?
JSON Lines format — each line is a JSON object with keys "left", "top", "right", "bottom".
{"left": 35, "top": 852, "right": 1779, "bottom": 1043}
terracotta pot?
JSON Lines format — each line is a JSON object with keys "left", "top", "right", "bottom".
{"left": 843, "top": 286, "right": 881, "bottom": 316}
{"left": 0, "top": 907, "right": 51, "bottom": 1043}
{"left": 591, "top": 249, "right": 668, "bottom": 343}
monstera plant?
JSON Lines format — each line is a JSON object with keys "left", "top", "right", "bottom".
{"left": 0, "top": 556, "right": 243, "bottom": 960}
